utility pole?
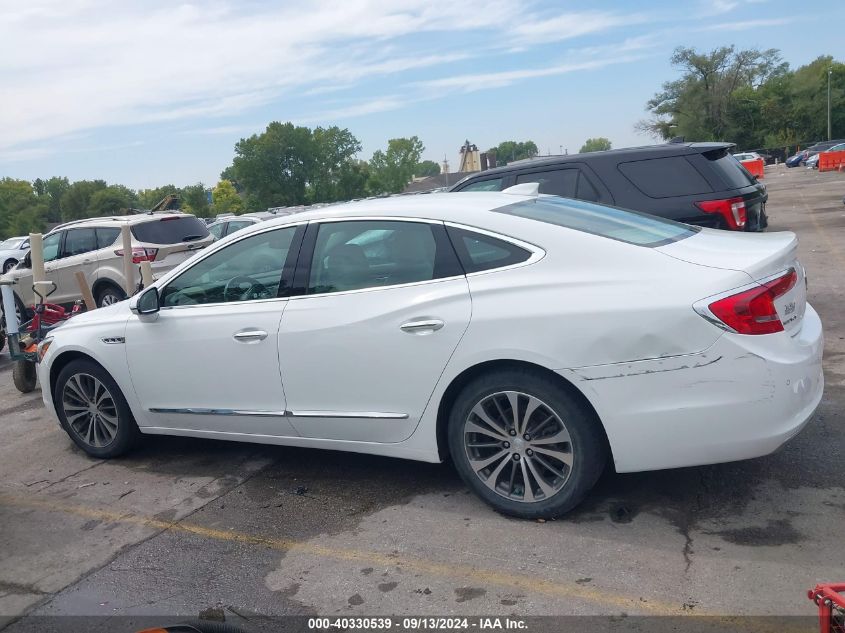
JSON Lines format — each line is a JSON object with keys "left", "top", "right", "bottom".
{"left": 828, "top": 67, "right": 833, "bottom": 141}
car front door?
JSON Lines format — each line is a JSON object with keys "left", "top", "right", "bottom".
{"left": 277, "top": 219, "right": 472, "bottom": 443}
{"left": 124, "top": 224, "right": 304, "bottom": 436}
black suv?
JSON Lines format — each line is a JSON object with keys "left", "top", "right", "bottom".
{"left": 450, "top": 142, "right": 768, "bottom": 231}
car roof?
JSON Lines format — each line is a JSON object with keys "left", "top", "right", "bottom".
{"left": 51, "top": 212, "right": 193, "bottom": 231}
{"left": 448, "top": 142, "right": 735, "bottom": 186}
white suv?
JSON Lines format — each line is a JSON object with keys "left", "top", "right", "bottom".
{"left": 1, "top": 213, "right": 212, "bottom": 312}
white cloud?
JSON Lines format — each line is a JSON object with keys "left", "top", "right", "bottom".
{"left": 698, "top": 17, "right": 795, "bottom": 31}
{"left": 0, "top": 1, "right": 648, "bottom": 159}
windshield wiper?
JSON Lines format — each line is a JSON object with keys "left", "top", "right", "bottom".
{"left": 182, "top": 234, "right": 205, "bottom": 242}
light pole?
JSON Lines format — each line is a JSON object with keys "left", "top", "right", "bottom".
{"left": 828, "top": 67, "right": 833, "bottom": 141}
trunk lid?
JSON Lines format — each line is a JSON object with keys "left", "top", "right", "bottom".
{"left": 657, "top": 229, "right": 806, "bottom": 335}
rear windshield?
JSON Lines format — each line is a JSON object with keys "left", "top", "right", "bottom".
{"left": 495, "top": 197, "right": 698, "bottom": 247}
{"left": 701, "top": 149, "right": 755, "bottom": 189}
{"left": 131, "top": 216, "right": 209, "bottom": 245}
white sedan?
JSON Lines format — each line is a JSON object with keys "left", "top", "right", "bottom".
{"left": 35, "top": 190, "right": 824, "bottom": 518}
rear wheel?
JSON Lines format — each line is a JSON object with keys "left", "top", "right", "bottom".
{"left": 54, "top": 359, "right": 140, "bottom": 458}
{"left": 96, "top": 283, "right": 126, "bottom": 308}
{"left": 448, "top": 369, "right": 606, "bottom": 519}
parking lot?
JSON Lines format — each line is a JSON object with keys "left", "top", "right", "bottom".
{"left": 1, "top": 165, "right": 844, "bottom": 629}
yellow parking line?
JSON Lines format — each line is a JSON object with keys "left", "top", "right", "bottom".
{"left": 0, "top": 492, "right": 685, "bottom": 615}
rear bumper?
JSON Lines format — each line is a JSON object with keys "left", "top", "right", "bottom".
{"left": 568, "top": 303, "right": 824, "bottom": 473}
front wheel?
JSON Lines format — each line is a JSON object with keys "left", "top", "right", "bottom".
{"left": 13, "top": 361, "right": 37, "bottom": 393}
{"left": 54, "top": 359, "right": 140, "bottom": 458}
{"left": 448, "top": 369, "right": 606, "bottom": 519}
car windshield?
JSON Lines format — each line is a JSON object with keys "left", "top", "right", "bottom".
{"left": 495, "top": 197, "right": 699, "bottom": 247}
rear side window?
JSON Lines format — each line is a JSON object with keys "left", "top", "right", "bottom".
{"left": 516, "top": 169, "right": 578, "bottom": 197}
{"left": 131, "top": 216, "right": 210, "bottom": 245}
{"left": 446, "top": 227, "right": 531, "bottom": 273}
{"left": 618, "top": 156, "right": 712, "bottom": 198}
{"left": 96, "top": 228, "right": 121, "bottom": 249}
{"left": 458, "top": 178, "right": 504, "bottom": 192}
{"left": 64, "top": 228, "right": 97, "bottom": 256}
{"left": 495, "top": 197, "right": 698, "bottom": 247}
{"left": 701, "top": 149, "right": 756, "bottom": 189}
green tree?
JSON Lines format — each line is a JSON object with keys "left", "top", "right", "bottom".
{"left": 414, "top": 160, "right": 441, "bottom": 177}
{"left": 638, "top": 46, "right": 787, "bottom": 142}
{"left": 32, "top": 176, "right": 69, "bottom": 222}
{"left": 138, "top": 185, "right": 180, "bottom": 210}
{"left": 230, "top": 122, "right": 316, "bottom": 208}
{"left": 488, "top": 140, "right": 538, "bottom": 166}
{"left": 0, "top": 179, "right": 47, "bottom": 239}
{"left": 59, "top": 180, "right": 107, "bottom": 221}
{"left": 88, "top": 185, "right": 137, "bottom": 217}
{"left": 307, "top": 126, "right": 364, "bottom": 203}
{"left": 579, "top": 137, "right": 612, "bottom": 153}
{"left": 180, "top": 183, "right": 211, "bottom": 217}
{"left": 211, "top": 180, "right": 243, "bottom": 214}
{"left": 368, "top": 136, "right": 425, "bottom": 194}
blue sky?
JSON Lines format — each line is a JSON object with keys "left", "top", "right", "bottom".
{"left": 1, "top": 0, "right": 842, "bottom": 190}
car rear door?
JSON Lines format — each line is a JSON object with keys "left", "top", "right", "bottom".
{"left": 277, "top": 218, "right": 471, "bottom": 443}
{"left": 52, "top": 228, "right": 99, "bottom": 304}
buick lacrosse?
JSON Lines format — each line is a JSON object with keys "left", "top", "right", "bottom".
{"left": 35, "top": 190, "right": 823, "bottom": 517}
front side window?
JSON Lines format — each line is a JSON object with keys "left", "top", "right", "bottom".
{"left": 63, "top": 228, "right": 97, "bottom": 257}
{"left": 457, "top": 178, "right": 504, "bottom": 192}
{"left": 307, "top": 221, "right": 445, "bottom": 294}
{"left": 42, "top": 232, "right": 63, "bottom": 262}
{"left": 208, "top": 223, "right": 225, "bottom": 240}
{"left": 160, "top": 227, "right": 297, "bottom": 307}
{"left": 226, "top": 221, "right": 253, "bottom": 234}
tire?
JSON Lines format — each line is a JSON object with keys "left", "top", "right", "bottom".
{"left": 95, "top": 283, "right": 126, "bottom": 308}
{"left": 54, "top": 359, "right": 140, "bottom": 458}
{"left": 2, "top": 259, "right": 17, "bottom": 274}
{"left": 448, "top": 368, "right": 606, "bottom": 519}
{"left": 13, "top": 361, "right": 37, "bottom": 393}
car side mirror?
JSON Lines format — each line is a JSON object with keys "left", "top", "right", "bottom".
{"left": 131, "top": 287, "right": 160, "bottom": 315}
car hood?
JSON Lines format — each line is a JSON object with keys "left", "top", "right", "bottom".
{"left": 52, "top": 300, "right": 131, "bottom": 333}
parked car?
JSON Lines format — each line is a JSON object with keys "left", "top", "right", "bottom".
{"left": 207, "top": 216, "right": 263, "bottom": 240}
{"left": 786, "top": 150, "right": 809, "bottom": 167}
{"left": 450, "top": 142, "right": 769, "bottom": 231}
{"left": 0, "top": 213, "right": 212, "bottom": 314}
{"left": 37, "top": 191, "right": 822, "bottom": 518}
{"left": 0, "top": 236, "right": 30, "bottom": 273}
{"left": 808, "top": 142, "right": 845, "bottom": 169}
{"left": 732, "top": 152, "right": 762, "bottom": 162}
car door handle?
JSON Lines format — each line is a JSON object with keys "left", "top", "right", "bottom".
{"left": 400, "top": 319, "right": 445, "bottom": 334}
{"left": 83, "top": 259, "right": 93, "bottom": 264}
{"left": 233, "top": 329, "right": 268, "bottom": 342}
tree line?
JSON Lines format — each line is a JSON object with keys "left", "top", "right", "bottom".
{"left": 0, "top": 129, "right": 548, "bottom": 240}
{"left": 638, "top": 49, "right": 843, "bottom": 151}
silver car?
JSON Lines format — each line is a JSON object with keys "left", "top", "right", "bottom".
{"left": 0, "top": 236, "right": 30, "bottom": 274}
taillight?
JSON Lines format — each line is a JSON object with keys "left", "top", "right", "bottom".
{"left": 114, "top": 247, "right": 158, "bottom": 264}
{"left": 695, "top": 196, "right": 747, "bottom": 230}
{"left": 702, "top": 269, "right": 798, "bottom": 335}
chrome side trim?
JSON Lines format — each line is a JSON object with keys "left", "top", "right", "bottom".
{"left": 290, "top": 410, "right": 409, "bottom": 420}
{"left": 149, "top": 407, "right": 286, "bottom": 417}
{"left": 148, "top": 408, "right": 409, "bottom": 420}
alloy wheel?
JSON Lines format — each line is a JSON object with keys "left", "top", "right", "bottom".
{"left": 463, "top": 391, "right": 573, "bottom": 503}
{"left": 99, "top": 292, "right": 121, "bottom": 306}
{"left": 62, "top": 373, "right": 119, "bottom": 447}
